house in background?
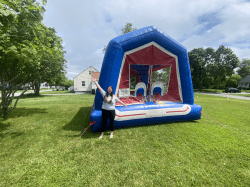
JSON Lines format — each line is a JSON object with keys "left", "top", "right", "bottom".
{"left": 40, "top": 82, "right": 50, "bottom": 89}
{"left": 74, "top": 66, "right": 100, "bottom": 94}
{"left": 238, "top": 75, "right": 250, "bottom": 88}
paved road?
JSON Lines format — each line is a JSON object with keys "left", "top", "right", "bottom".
{"left": 194, "top": 92, "right": 250, "bottom": 101}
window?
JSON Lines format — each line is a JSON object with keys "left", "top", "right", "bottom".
{"left": 82, "top": 81, "right": 85, "bottom": 86}
{"left": 89, "top": 71, "right": 91, "bottom": 75}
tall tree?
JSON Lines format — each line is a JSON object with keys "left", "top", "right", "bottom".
{"left": 236, "top": 59, "right": 250, "bottom": 78}
{"left": 0, "top": 0, "right": 66, "bottom": 117}
{"left": 102, "top": 23, "right": 137, "bottom": 53}
{"left": 209, "top": 45, "right": 239, "bottom": 89}
{"left": 189, "top": 46, "right": 239, "bottom": 90}
{"left": 188, "top": 48, "right": 208, "bottom": 91}
{"left": 32, "top": 26, "right": 67, "bottom": 96}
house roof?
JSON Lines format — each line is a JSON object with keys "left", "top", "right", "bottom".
{"left": 73, "top": 66, "right": 99, "bottom": 79}
{"left": 239, "top": 75, "right": 250, "bottom": 83}
{"left": 91, "top": 72, "right": 100, "bottom": 80}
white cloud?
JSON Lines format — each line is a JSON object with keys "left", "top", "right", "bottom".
{"left": 94, "top": 48, "right": 104, "bottom": 57}
{"left": 230, "top": 47, "right": 250, "bottom": 61}
{"left": 40, "top": 0, "right": 250, "bottom": 79}
{"left": 67, "top": 72, "right": 80, "bottom": 78}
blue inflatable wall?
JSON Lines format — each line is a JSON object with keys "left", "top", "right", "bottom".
{"left": 90, "top": 26, "right": 202, "bottom": 132}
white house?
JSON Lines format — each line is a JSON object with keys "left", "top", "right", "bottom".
{"left": 40, "top": 82, "right": 50, "bottom": 89}
{"left": 74, "top": 66, "right": 100, "bottom": 94}
{"left": 238, "top": 75, "right": 250, "bottom": 88}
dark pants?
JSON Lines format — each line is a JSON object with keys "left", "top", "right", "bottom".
{"left": 101, "top": 109, "right": 115, "bottom": 132}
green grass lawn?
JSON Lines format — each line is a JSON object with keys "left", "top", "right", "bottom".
{"left": 231, "top": 94, "right": 250, "bottom": 97}
{"left": 193, "top": 88, "right": 225, "bottom": 93}
{"left": 7, "top": 89, "right": 52, "bottom": 93}
{"left": 40, "top": 90, "right": 74, "bottom": 94}
{"left": 0, "top": 94, "right": 250, "bottom": 186}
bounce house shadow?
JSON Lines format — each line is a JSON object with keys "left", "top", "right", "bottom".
{"left": 90, "top": 120, "right": 199, "bottom": 139}
{"left": 62, "top": 107, "right": 98, "bottom": 139}
{"left": 114, "top": 120, "right": 199, "bottom": 132}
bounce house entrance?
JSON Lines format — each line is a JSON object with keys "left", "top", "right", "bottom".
{"left": 115, "top": 43, "right": 183, "bottom": 106}
{"left": 129, "top": 64, "right": 172, "bottom": 103}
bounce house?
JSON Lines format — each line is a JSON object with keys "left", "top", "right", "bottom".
{"left": 90, "top": 26, "right": 202, "bottom": 132}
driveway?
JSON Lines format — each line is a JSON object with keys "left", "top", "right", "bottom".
{"left": 194, "top": 92, "right": 250, "bottom": 101}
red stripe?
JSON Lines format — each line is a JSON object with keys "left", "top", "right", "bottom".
{"left": 116, "top": 113, "right": 146, "bottom": 117}
{"left": 166, "top": 107, "right": 189, "bottom": 113}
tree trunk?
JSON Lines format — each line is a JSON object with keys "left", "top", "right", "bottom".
{"left": 34, "top": 82, "right": 40, "bottom": 96}
{"left": 1, "top": 78, "right": 10, "bottom": 118}
{"left": 199, "top": 68, "right": 202, "bottom": 91}
{"left": 1, "top": 70, "right": 6, "bottom": 117}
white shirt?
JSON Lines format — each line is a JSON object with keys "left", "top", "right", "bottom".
{"left": 101, "top": 89, "right": 120, "bottom": 110}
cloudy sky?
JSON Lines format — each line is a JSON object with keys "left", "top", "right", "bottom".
{"left": 38, "top": 0, "right": 250, "bottom": 80}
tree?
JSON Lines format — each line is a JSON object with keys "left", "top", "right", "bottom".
{"left": 31, "top": 26, "right": 67, "bottom": 96}
{"left": 102, "top": 23, "right": 137, "bottom": 53}
{"left": 188, "top": 46, "right": 239, "bottom": 90}
{"left": 60, "top": 77, "right": 73, "bottom": 90}
{"left": 211, "top": 45, "right": 239, "bottom": 89}
{"left": 188, "top": 48, "right": 208, "bottom": 91}
{"left": 0, "top": 0, "right": 66, "bottom": 118}
{"left": 225, "top": 75, "right": 242, "bottom": 88}
{"left": 237, "top": 59, "right": 250, "bottom": 78}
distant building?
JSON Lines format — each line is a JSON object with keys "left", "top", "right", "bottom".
{"left": 68, "top": 86, "right": 74, "bottom": 92}
{"left": 0, "top": 82, "right": 31, "bottom": 90}
{"left": 73, "top": 66, "right": 100, "bottom": 94}
{"left": 40, "top": 82, "right": 50, "bottom": 89}
{"left": 238, "top": 75, "right": 250, "bottom": 88}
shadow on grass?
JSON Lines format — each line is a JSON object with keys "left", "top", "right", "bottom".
{"left": 117, "top": 120, "right": 199, "bottom": 131}
{"left": 0, "top": 107, "right": 48, "bottom": 138}
{"left": 0, "top": 93, "right": 49, "bottom": 138}
{"left": 6, "top": 107, "right": 48, "bottom": 119}
{"left": 63, "top": 107, "right": 98, "bottom": 139}
{"left": 18, "top": 93, "right": 54, "bottom": 99}
{"left": 63, "top": 106, "right": 200, "bottom": 140}
{"left": 0, "top": 119, "right": 25, "bottom": 138}
{"left": 0, "top": 120, "right": 12, "bottom": 134}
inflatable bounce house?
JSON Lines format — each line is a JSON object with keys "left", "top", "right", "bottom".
{"left": 90, "top": 26, "right": 202, "bottom": 132}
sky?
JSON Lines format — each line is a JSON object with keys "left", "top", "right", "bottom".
{"left": 38, "top": 0, "right": 250, "bottom": 80}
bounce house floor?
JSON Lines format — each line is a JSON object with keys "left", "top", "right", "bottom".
{"left": 114, "top": 102, "right": 201, "bottom": 123}
{"left": 90, "top": 101, "right": 202, "bottom": 132}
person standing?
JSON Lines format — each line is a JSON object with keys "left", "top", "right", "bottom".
{"left": 91, "top": 77, "right": 127, "bottom": 139}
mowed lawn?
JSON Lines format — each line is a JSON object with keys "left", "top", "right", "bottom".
{"left": 0, "top": 93, "right": 250, "bottom": 186}
{"left": 231, "top": 94, "right": 250, "bottom": 97}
